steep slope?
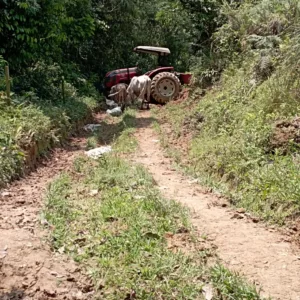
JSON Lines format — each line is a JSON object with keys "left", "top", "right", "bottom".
{"left": 156, "top": 0, "right": 300, "bottom": 226}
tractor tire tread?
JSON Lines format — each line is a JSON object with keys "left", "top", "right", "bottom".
{"left": 151, "top": 72, "right": 181, "bottom": 104}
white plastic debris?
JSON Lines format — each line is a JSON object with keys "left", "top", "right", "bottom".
{"left": 0, "top": 251, "right": 7, "bottom": 259}
{"left": 40, "top": 213, "right": 50, "bottom": 226}
{"left": 202, "top": 285, "right": 213, "bottom": 300}
{"left": 1, "top": 191, "right": 12, "bottom": 198}
{"left": 106, "top": 107, "right": 122, "bottom": 117}
{"left": 89, "top": 189, "right": 99, "bottom": 196}
{"left": 106, "top": 98, "right": 118, "bottom": 108}
{"left": 83, "top": 124, "right": 101, "bottom": 132}
{"left": 85, "top": 146, "right": 112, "bottom": 159}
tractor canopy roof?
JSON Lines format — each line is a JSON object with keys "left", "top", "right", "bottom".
{"left": 134, "top": 46, "right": 170, "bottom": 56}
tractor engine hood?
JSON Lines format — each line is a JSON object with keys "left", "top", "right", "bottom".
{"left": 134, "top": 46, "right": 170, "bottom": 56}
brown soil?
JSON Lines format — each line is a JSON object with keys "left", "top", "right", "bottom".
{"left": 164, "top": 110, "right": 205, "bottom": 158}
{"left": 157, "top": 99, "right": 201, "bottom": 159}
{"left": 165, "top": 231, "right": 214, "bottom": 257}
{"left": 133, "top": 110, "right": 300, "bottom": 300}
{"left": 270, "top": 117, "right": 300, "bottom": 153}
{"left": 0, "top": 112, "right": 106, "bottom": 299}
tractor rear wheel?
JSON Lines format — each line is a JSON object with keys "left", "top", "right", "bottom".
{"left": 151, "top": 72, "right": 181, "bottom": 104}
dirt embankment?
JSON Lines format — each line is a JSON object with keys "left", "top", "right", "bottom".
{"left": 270, "top": 117, "right": 300, "bottom": 153}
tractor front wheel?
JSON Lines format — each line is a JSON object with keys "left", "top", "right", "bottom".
{"left": 151, "top": 72, "right": 181, "bottom": 104}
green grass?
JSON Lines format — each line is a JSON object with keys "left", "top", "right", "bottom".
{"left": 44, "top": 155, "right": 264, "bottom": 299}
{"left": 84, "top": 109, "right": 138, "bottom": 154}
{"left": 210, "top": 265, "right": 265, "bottom": 300}
{"left": 154, "top": 0, "right": 300, "bottom": 224}
{"left": 185, "top": 0, "right": 300, "bottom": 225}
{"left": 0, "top": 96, "right": 98, "bottom": 187}
{"left": 44, "top": 114, "right": 264, "bottom": 299}
{"left": 86, "top": 134, "right": 98, "bottom": 150}
{"left": 110, "top": 110, "right": 138, "bottom": 154}
{"left": 155, "top": 53, "right": 300, "bottom": 225}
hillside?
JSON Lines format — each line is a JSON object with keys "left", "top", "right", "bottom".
{"left": 1, "top": 1, "right": 300, "bottom": 299}
{"left": 157, "top": 0, "right": 300, "bottom": 227}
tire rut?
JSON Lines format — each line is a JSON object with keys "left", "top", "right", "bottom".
{"left": 0, "top": 135, "right": 94, "bottom": 300}
{"left": 133, "top": 110, "right": 300, "bottom": 300}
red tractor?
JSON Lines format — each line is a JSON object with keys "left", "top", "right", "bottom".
{"left": 103, "top": 46, "right": 192, "bottom": 104}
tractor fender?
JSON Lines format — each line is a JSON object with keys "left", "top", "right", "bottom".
{"left": 146, "top": 67, "right": 174, "bottom": 79}
{"left": 178, "top": 73, "right": 192, "bottom": 85}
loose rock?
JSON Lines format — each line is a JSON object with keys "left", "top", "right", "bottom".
{"left": 237, "top": 208, "right": 246, "bottom": 214}
{"left": 231, "top": 213, "right": 244, "bottom": 220}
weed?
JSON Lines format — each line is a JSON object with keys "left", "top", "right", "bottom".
{"left": 210, "top": 265, "right": 266, "bottom": 300}
{"left": 86, "top": 134, "right": 98, "bottom": 150}
{"left": 156, "top": 25, "right": 300, "bottom": 224}
{"left": 91, "top": 109, "right": 138, "bottom": 154}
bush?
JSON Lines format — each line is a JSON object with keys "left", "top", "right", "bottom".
{"left": 13, "top": 62, "right": 63, "bottom": 101}
{"left": 0, "top": 94, "right": 98, "bottom": 187}
{"left": 190, "top": 0, "right": 300, "bottom": 88}
{"left": 158, "top": 1, "right": 300, "bottom": 224}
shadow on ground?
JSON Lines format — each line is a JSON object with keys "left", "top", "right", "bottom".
{"left": 0, "top": 288, "right": 25, "bottom": 300}
{"left": 96, "top": 112, "right": 156, "bottom": 145}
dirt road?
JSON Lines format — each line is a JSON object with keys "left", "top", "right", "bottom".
{"left": 133, "top": 110, "right": 300, "bottom": 300}
{"left": 1, "top": 110, "right": 300, "bottom": 300}
{"left": 0, "top": 136, "right": 94, "bottom": 300}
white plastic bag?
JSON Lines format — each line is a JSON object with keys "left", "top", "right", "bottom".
{"left": 83, "top": 124, "right": 101, "bottom": 132}
{"left": 106, "top": 98, "right": 118, "bottom": 108}
{"left": 106, "top": 107, "right": 122, "bottom": 117}
{"left": 85, "top": 146, "right": 112, "bottom": 159}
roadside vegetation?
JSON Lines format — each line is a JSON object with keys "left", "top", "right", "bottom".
{"left": 156, "top": 0, "right": 300, "bottom": 225}
{"left": 0, "top": 59, "right": 98, "bottom": 186}
{"left": 44, "top": 111, "right": 264, "bottom": 299}
{"left": 0, "top": 0, "right": 219, "bottom": 185}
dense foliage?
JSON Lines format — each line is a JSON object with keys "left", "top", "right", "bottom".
{"left": 157, "top": 0, "right": 300, "bottom": 224}
{"left": 0, "top": 0, "right": 221, "bottom": 76}
{"left": 0, "top": 0, "right": 220, "bottom": 185}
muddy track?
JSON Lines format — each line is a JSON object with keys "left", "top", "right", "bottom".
{"left": 133, "top": 110, "right": 300, "bottom": 300}
{"left": 0, "top": 134, "right": 94, "bottom": 299}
